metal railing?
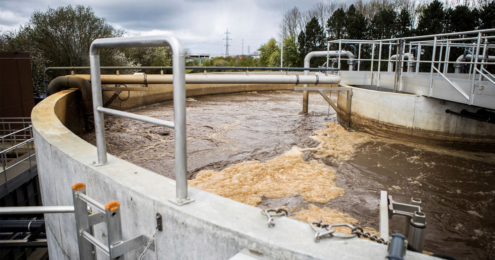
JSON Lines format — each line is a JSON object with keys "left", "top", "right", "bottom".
{"left": 327, "top": 28, "right": 495, "bottom": 105}
{"left": 1, "top": 118, "right": 36, "bottom": 194}
{"left": 89, "top": 35, "right": 193, "bottom": 206}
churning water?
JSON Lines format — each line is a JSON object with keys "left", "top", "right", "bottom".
{"left": 81, "top": 91, "right": 495, "bottom": 259}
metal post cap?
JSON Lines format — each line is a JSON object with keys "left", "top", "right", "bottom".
{"left": 71, "top": 183, "right": 86, "bottom": 191}
{"left": 105, "top": 201, "right": 121, "bottom": 211}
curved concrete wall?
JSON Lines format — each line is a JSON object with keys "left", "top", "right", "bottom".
{"left": 337, "top": 85, "right": 495, "bottom": 145}
{"left": 32, "top": 88, "right": 432, "bottom": 259}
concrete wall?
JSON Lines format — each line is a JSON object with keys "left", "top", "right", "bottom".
{"left": 336, "top": 85, "right": 495, "bottom": 145}
{"left": 32, "top": 88, "right": 433, "bottom": 259}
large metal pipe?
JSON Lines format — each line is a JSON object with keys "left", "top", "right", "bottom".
{"left": 389, "top": 53, "right": 416, "bottom": 72}
{"left": 303, "top": 50, "right": 352, "bottom": 113}
{"left": 74, "top": 74, "right": 341, "bottom": 85}
{"left": 0, "top": 219, "right": 45, "bottom": 232}
{"left": 89, "top": 35, "right": 190, "bottom": 204}
{"left": 455, "top": 54, "right": 495, "bottom": 73}
{"left": 47, "top": 76, "right": 93, "bottom": 114}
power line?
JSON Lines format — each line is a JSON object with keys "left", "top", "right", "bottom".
{"left": 223, "top": 28, "right": 232, "bottom": 57}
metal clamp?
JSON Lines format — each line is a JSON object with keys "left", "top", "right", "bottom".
{"left": 261, "top": 209, "right": 288, "bottom": 227}
{"left": 310, "top": 221, "right": 357, "bottom": 242}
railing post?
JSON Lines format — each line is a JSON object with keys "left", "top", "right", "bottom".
{"left": 89, "top": 36, "right": 192, "bottom": 205}
{"left": 89, "top": 53, "right": 108, "bottom": 165}
{"left": 357, "top": 43, "right": 361, "bottom": 72}
{"left": 377, "top": 41, "right": 382, "bottom": 87}
{"left": 416, "top": 43, "right": 421, "bottom": 74}
{"left": 443, "top": 40, "right": 450, "bottom": 75}
{"left": 338, "top": 40, "right": 342, "bottom": 71}
{"left": 438, "top": 40, "right": 443, "bottom": 73}
{"left": 428, "top": 36, "right": 437, "bottom": 97}
{"left": 370, "top": 41, "right": 375, "bottom": 86}
{"left": 470, "top": 32, "right": 482, "bottom": 105}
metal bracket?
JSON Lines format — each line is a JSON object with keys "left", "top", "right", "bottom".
{"left": 261, "top": 209, "right": 287, "bottom": 227}
{"left": 168, "top": 197, "right": 195, "bottom": 206}
{"left": 387, "top": 194, "right": 426, "bottom": 252}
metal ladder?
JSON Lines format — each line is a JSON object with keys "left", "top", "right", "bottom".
{"left": 71, "top": 183, "right": 158, "bottom": 259}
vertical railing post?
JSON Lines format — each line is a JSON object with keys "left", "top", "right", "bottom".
{"left": 338, "top": 40, "right": 342, "bottom": 71}
{"left": 388, "top": 43, "right": 392, "bottom": 72}
{"left": 377, "top": 41, "right": 382, "bottom": 87}
{"left": 416, "top": 43, "right": 421, "bottom": 74}
{"left": 438, "top": 40, "right": 443, "bottom": 73}
{"left": 428, "top": 36, "right": 437, "bottom": 97}
{"left": 481, "top": 38, "right": 488, "bottom": 81}
{"left": 443, "top": 40, "right": 450, "bottom": 75}
{"left": 371, "top": 42, "right": 375, "bottom": 86}
{"left": 357, "top": 43, "right": 361, "bottom": 72}
{"left": 470, "top": 32, "right": 482, "bottom": 105}
{"left": 89, "top": 53, "right": 107, "bottom": 165}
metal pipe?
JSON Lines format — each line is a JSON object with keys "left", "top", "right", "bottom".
{"left": 0, "top": 219, "right": 45, "bottom": 232}
{"left": 389, "top": 53, "right": 416, "bottom": 72}
{"left": 455, "top": 54, "right": 495, "bottom": 73}
{"left": 97, "top": 107, "right": 174, "bottom": 128}
{"left": 75, "top": 74, "right": 341, "bottom": 85}
{"left": 89, "top": 35, "right": 190, "bottom": 203}
{"left": 0, "top": 206, "right": 75, "bottom": 215}
{"left": 302, "top": 50, "right": 349, "bottom": 113}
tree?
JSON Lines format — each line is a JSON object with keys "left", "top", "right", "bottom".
{"left": 28, "top": 5, "right": 125, "bottom": 67}
{"left": 283, "top": 35, "right": 301, "bottom": 67}
{"left": 396, "top": 8, "right": 412, "bottom": 37}
{"left": 124, "top": 46, "right": 172, "bottom": 66}
{"left": 479, "top": 1, "right": 495, "bottom": 29}
{"left": 258, "top": 38, "right": 280, "bottom": 67}
{"left": 0, "top": 5, "right": 126, "bottom": 94}
{"left": 346, "top": 5, "right": 369, "bottom": 40}
{"left": 445, "top": 5, "right": 479, "bottom": 33}
{"left": 304, "top": 17, "right": 325, "bottom": 52}
{"left": 298, "top": 17, "right": 326, "bottom": 67}
{"left": 416, "top": 0, "right": 446, "bottom": 35}
{"left": 371, "top": 8, "right": 397, "bottom": 39}
{"left": 327, "top": 8, "right": 347, "bottom": 40}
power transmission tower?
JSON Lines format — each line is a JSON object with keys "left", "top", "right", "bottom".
{"left": 248, "top": 46, "right": 250, "bottom": 55}
{"left": 242, "top": 39, "right": 244, "bottom": 56}
{"left": 223, "top": 29, "right": 232, "bottom": 57}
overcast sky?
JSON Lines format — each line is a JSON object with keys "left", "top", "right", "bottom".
{"left": 0, "top": 0, "right": 438, "bottom": 54}
{"left": 0, "top": 0, "right": 345, "bottom": 55}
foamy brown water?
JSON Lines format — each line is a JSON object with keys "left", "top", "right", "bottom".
{"left": 190, "top": 147, "right": 343, "bottom": 206}
{"left": 81, "top": 90, "right": 495, "bottom": 259}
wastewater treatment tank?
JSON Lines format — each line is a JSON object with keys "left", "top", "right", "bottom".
{"left": 77, "top": 89, "right": 494, "bottom": 259}
{"left": 31, "top": 32, "right": 495, "bottom": 260}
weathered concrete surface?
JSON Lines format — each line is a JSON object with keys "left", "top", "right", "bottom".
{"left": 336, "top": 84, "right": 495, "bottom": 145}
{"left": 32, "top": 89, "right": 434, "bottom": 259}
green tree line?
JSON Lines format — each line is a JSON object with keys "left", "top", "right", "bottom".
{"left": 0, "top": 5, "right": 174, "bottom": 95}
{"left": 258, "top": 0, "right": 495, "bottom": 68}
